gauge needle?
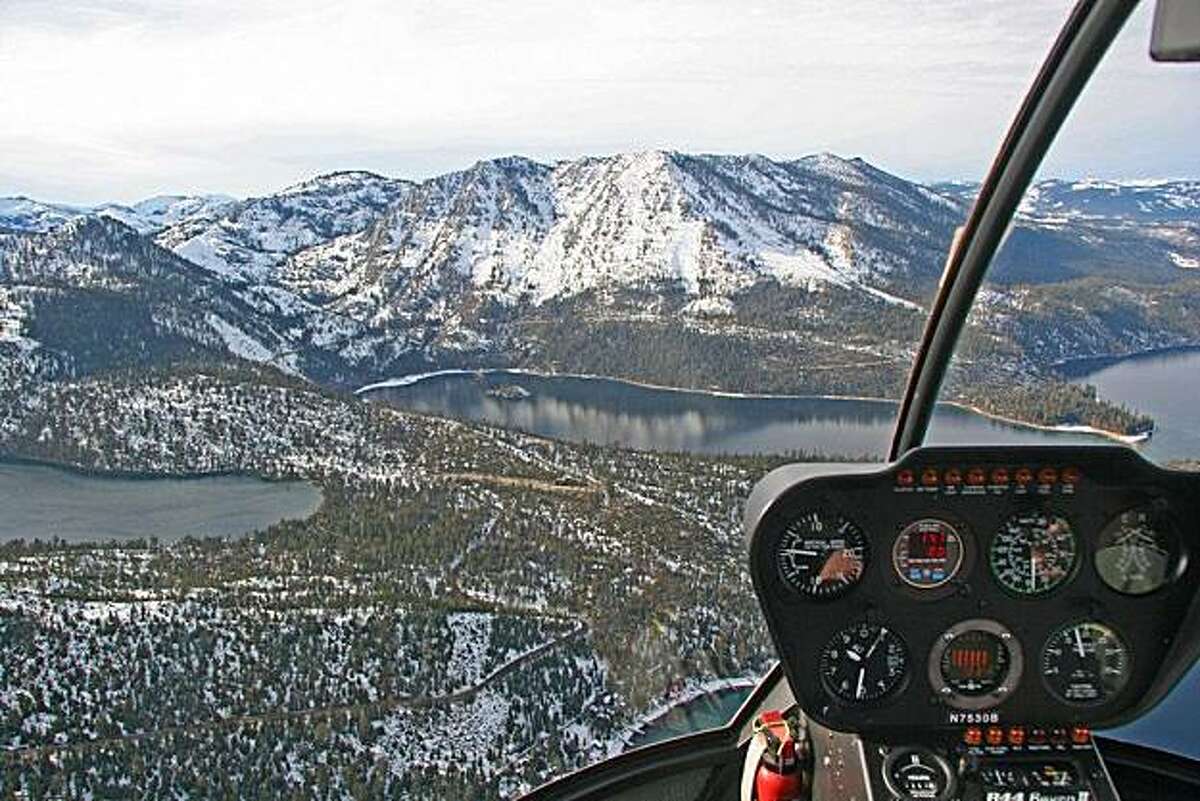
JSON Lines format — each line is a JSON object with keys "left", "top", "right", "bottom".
{"left": 1074, "top": 627, "right": 1086, "bottom": 658}
{"left": 782, "top": 549, "right": 818, "bottom": 557}
{"left": 846, "top": 649, "right": 862, "bottom": 662}
{"left": 856, "top": 667, "right": 866, "bottom": 699}
{"left": 864, "top": 628, "right": 886, "bottom": 659}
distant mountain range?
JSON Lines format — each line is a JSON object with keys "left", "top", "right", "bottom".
{"left": 2, "top": 152, "right": 1198, "bottom": 431}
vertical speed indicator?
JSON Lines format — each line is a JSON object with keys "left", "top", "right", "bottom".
{"left": 776, "top": 510, "right": 868, "bottom": 600}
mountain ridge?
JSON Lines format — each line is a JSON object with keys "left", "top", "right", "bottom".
{"left": 2, "top": 150, "right": 1199, "bottom": 435}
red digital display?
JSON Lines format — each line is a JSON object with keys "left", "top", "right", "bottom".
{"left": 949, "top": 647, "right": 993, "bottom": 678}
{"left": 911, "top": 529, "right": 948, "bottom": 560}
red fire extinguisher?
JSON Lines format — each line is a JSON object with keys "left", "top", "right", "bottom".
{"left": 750, "top": 710, "right": 807, "bottom": 801}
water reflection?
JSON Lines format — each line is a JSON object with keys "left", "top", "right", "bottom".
{"left": 363, "top": 370, "right": 1104, "bottom": 457}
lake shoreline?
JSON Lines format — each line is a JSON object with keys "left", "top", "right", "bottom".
{"left": 0, "top": 452, "right": 308, "bottom": 484}
{"left": 622, "top": 675, "right": 759, "bottom": 747}
{"left": 1053, "top": 343, "right": 1200, "bottom": 379}
{"left": 358, "top": 367, "right": 1144, "bottom": 447}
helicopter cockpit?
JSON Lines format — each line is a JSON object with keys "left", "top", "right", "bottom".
{"left": 520, "top": 2, "right": 1200, "bottom": 799}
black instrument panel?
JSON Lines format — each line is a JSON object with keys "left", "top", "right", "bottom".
{"left": 746, "top": 446, "right": 1200, "bottom": 735}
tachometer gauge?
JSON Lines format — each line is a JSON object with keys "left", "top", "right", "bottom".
{"left": 1095, "top": 505, "right": 1181, "bottom": 596}
{"left": 893, "top": 518, "right": 964, "bottom": 590}
{"left": 990, "top": 510, "right": 1078, "bottom": 596}
{"left": 819, "top": 621, "right": 908, "bottom": 703}
{"left": 1041, "top": 621, "right": 1131, "bottom": 705}
{"left": 929, "top": 619, "right": 1023, "bottom": 710}
{"left": 776, "top": 510, "right": 867, "bottom": 600}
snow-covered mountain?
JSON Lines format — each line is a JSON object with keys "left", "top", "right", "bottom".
{"left": 0, "top": 197, "right": 87, "bottom": 233}
{"left": 95, "top": 195, "right": 237, "bottom": 234}
{"left": 934, "top": 177, "right": 1200, "bottom": 224}
{"left": 0, "top": 193, "right": 235, "bottom": 235}
{"left": 3, "top": 152, "right": 1199, "bottom": 393}
{"left": 164, "top": 171, "right": 413, "bottom": 282}
{"left": 248, "top": 152, "right": 963, "bottom": 328}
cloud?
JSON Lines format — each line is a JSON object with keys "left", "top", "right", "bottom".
{"left": 0, "top": 0, "right": 1193, "bottom": 204}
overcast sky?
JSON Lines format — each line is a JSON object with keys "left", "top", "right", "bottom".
{"left": 1, "top": 0, "right": 1196, "bottom": 205}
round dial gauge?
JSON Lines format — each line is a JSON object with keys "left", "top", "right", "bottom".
{"left": 776, "top": 510, "right": 867, "bottom": 599}
{"left": 819, "top": 621, "right": 908, "bottom": 703}
{"left": 883, "top": 748, "right": 955, "bottom": 801}
{"left": 1041, "top": 621, "right": 1132, "bottom": 705}
{"left": 1095, "top": 506, "right": 1181, "bottom": 596}
{"left": 990, "top": 510, "right": 1078, "bottom": 596}
{"left": 893, "top": 518, "right": 965, "bottom": 589}
{"left": 929, "top": 619, "right": 1023, "bottom": 711}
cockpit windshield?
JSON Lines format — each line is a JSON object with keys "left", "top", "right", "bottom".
{"left": 0, "top": 1, "right": 1195, "bottom": 798}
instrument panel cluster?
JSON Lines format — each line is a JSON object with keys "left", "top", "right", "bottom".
{"left": 747, "top": 446, "right": 1200, "bottom": 734}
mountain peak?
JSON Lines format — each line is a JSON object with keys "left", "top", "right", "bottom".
{"left": 275, "top": 170, "right": 406, "bottom": 198}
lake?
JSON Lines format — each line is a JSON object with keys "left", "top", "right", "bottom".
{"left": 630, "top": 687, "right": 751, "bottom": 747}
{"left": 360, "top": 370, "right": 1110, "bottom": 458}
{"left": 0, "top": 461, "right": 322, "bottom": 544}
{"left": 1061, "top": 347, "right": 1200, "bottom": 465}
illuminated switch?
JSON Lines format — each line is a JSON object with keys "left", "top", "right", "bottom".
{"left": 1070, "top": 726, "right": 1091, "bottom": 745}
{"left": 1062, "top": 466, "right": 1082, "bottom": 484}
{"left": 990, "top": 467, "right": 1009, "bottom": 485}
{"left": 921, "top": 468, "right": 940, "bottom": 487}
{"left": 1007, "top": 726, "right": 1026, "bottom": 746}
{"left": 985, "top": 727, "right": 1004, "bottom": 747}
{"left": 943, "top": 468, "right": 962, "bottom": 486}
{"left": 966, "top": 467, "right": 986, "bottom": 486}
{"left": 1037, "top": 467, "right": 1058, "bottom": 484}
{"left": 897, "top": 469, "right": 915, "bottom": 487}
{"left": 963, "top": 727, "right": 983, "bottom": 747}
{"left": 1014, "top": 467, "right": 1033, "bottom": 485}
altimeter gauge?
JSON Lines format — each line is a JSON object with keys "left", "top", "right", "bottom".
{"left": 819, "top": 621, "right": 909, "bottom": 703}
{"left": 990, "top": 510, "right": 1078, "bottom": 596}
{"left": 1095, "top": 505, "right": 1182, "bottom": 596}
{"left": 776, "top": 509, "right": 868, "bottom": 600}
